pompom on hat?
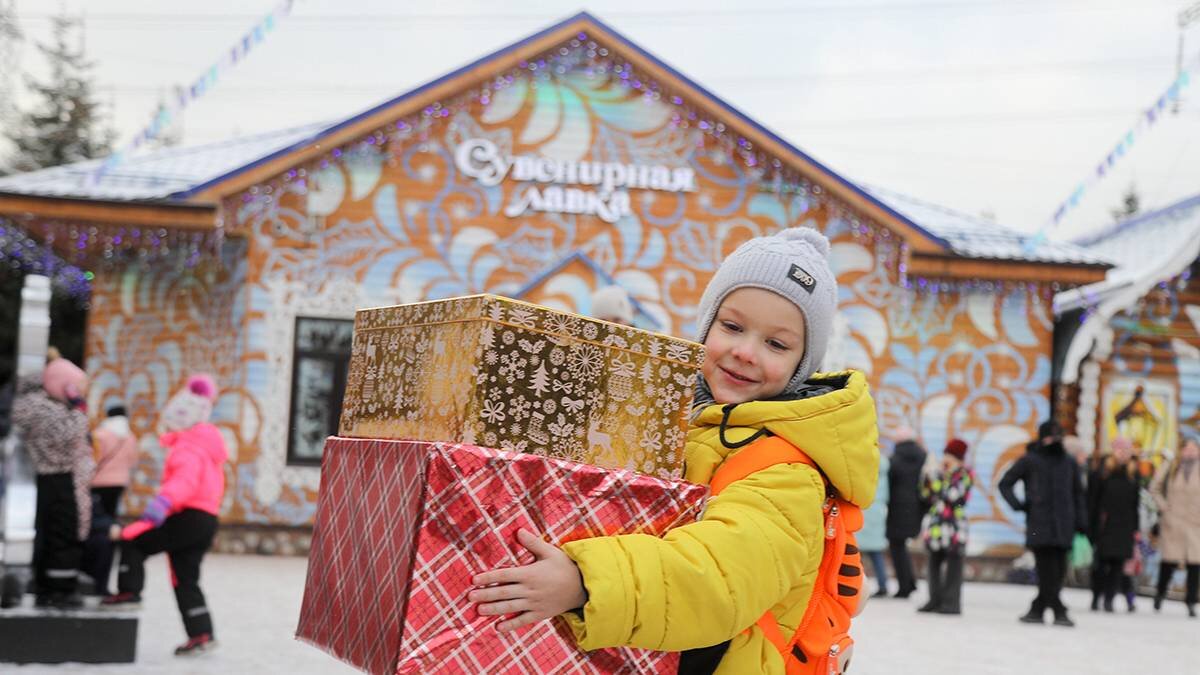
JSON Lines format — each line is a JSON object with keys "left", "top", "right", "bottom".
{"left": 160, "top": 373, "right": 218, "bottom": 432}
{"left": 591, "top": 285, "right": 635, "bottom": 325}
{"left": 694, "top": 227, "right": 838, "bottom": 395}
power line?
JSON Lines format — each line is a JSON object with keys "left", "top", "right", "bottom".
{"left": 810, "top": 141, "right": 1084, "bottom": 170}
{"left": 760, "top": 108, "right": 1142, "bottom": 128}
{"left": 89, "top": 56, "right": 1170, "bottom": 94}
{"left": 17, "top": 1, "right": 1182, "bottom": 26}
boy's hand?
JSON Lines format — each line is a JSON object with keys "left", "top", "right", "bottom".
{"left": 468, "top": 529, "right": 588, "bottom": 632}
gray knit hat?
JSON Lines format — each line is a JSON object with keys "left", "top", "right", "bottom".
{"left": 694, "top": 227, "right": 838, "bottom": 396}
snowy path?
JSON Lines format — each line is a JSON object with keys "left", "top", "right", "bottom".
{"left": 7, "top": 553, "right": 1196, "bottom": 674}
{"left": 854, "top": 582, "right": 1195, "bottom": 674}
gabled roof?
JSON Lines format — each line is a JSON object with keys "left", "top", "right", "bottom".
{"left": 2, "top": 12, "right": 953, "bottom": 253}
{"left": 1054, "top": 191, "right": 1200, "bottom": 384}
{"left": 1071, "top": 193, "right": 1200, "bottom": 288}
{"left": 0, "top": 122, "right": 329, "bottom": 202}
{"left": 0, "top": 11, "right": 1115, "bottom": 278}
{"left": 864, "top": 186, "right": 1112, "bottom": 267}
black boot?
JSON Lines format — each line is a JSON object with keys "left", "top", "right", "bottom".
{"left": 1053, "top": 609, "right": 1075, "bottom": 627}
{"left": 1189, "top": 605, "right": 1197, "bottom": 619}
{"left": 1154, "top": 595, "right": 1164, "bottom": 612}
{"left": 1019, "top": 607, "right": 1044, "bottom": 624}
{"left": 1090, "top": 595, "right": 1100, "bottom": 612}
{"left": 1103, "top": 597, "right": 1114, "bottom": 613}
{"left": 917, "top": 602, "right": 938, "bottom": 613}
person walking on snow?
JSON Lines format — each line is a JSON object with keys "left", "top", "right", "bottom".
{"left": 999, "top": 420, "right": 1087, "bottom": 627}
{"left": 918, "top": 438, "right": 974, "bottom": 615}
{"left": 1150, "top": 434, "right": 1200, "bottom": 618}
{"left": 887, "top": 426, "right": 927, "bottom": 599}
{"left": 83, "top": 404, "right": 139, "bottom": 596}
{"left": 102, "top": 374, "right": 228, "bottom": 656}
{"left": 1087, "top": 436, "right": 1140, "bottom": 613}
{"left": 860, "top": 441, "right": 891, "bottom": 597}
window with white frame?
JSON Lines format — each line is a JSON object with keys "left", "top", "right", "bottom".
{"left": 287, "top": 317, "right": 354, "bottom": 465}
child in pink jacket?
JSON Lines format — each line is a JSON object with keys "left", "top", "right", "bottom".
{"left": 102, "top": 374, "right": 227, "bottom": 657}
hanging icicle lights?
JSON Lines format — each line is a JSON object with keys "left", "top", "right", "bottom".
{"left": 0, "top": 213, "right": 226, "bottom": 276}
{"left": 0, "top": 216, "right": 93, "bottom": 300}
{"left": 239, "top": 32, "right": 903, "bottom": 263}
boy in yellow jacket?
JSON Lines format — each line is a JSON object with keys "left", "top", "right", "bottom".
{"left": 470, "top": 227, "right": 880, "bottom": 674}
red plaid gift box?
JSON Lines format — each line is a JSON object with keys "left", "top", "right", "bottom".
{"left": 296, "top": 437, "right": 708, "bottom": 674}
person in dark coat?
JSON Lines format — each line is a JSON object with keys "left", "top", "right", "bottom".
{"left": 1087, "top": 436, "right": 1140, "bottom": 613}
{"left": 887, "top": 426, "right": 927, "bottom": 599}
{"left": 999, "top": 420, "right": 1088, "bottom": 627}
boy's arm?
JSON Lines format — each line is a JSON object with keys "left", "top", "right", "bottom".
{"left": 560, "top": 462, "right": 825, "bottom": 652}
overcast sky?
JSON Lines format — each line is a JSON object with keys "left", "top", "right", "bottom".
{"left": 5, "top": 0, "right": 1199, "bottom": 241}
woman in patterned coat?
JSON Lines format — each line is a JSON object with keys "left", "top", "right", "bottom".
{"left": 918, "top": 438, "right": 974, "bottom": 615}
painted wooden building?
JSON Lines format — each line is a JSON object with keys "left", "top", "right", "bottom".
{"left": 1055, "top": 193, "right": 1200, "bottom": 463}
{"left": 0, "top": 13, "right": 1109, "bottom": 555}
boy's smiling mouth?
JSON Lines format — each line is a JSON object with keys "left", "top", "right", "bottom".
{"left": 719, "top": 366, "right": 758, "bottom": 385}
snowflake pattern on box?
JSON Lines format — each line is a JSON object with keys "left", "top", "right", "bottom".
{"left": 339, "top": 295, "right": 702, "bottom": 479}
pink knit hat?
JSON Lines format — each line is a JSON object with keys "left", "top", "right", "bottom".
{"left": 160, "top": 373, "right": 218, "bottom": 431}
{"left": 1110, "top": 436, "right": 1135, "bottom": 453}
{"left": 43, "top": 358, "right": 88, "bottom": 404}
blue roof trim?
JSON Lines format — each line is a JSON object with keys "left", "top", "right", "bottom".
{"left": 172, "top": 11, "right": 950, "bottom": 251}
{"left": 512, "top": 250, "right": 662, "bottom": 330}
{"left": 571, "top": 12, "right": 951, "bottom": 250}
{"left": 1072, "top": 191, "right": 1200, "bottom": 246}
{"left": 173, "top": 13, "right": 593, "bottom": 200}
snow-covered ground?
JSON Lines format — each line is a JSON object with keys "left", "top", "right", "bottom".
{"left": 854, "top": 582, "right": 1196, "bottom": 675}
{"left": 9, "top": 554, "right": 356, "bottom": 675}
{"left": 6, "top": 553, "right": 1196, "bottom": 674}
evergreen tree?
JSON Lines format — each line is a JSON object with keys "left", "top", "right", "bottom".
{"left": 529, "top": 362, "right": 551, "bottom": 396}
{"left": 0, "top": 0, "right": 23, "bottom": 174}
{"left": 5, "top": 12, "right": 113, "bottom": 173}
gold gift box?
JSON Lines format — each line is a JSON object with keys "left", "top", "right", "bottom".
{"left": 338, "top": 294, "right": 704, "bottom": 479}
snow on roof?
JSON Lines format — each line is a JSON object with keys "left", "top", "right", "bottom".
{"left": 0, "top": 122, "right": 329, "bottom": 203}
{"left": 1054, "top": 192, "right": 1200, "bottom": 314}
{"left": 1071, "top": 193, "right": 1200, "bottom": 285}
{"left": 863, "top": 185, "right": 1113, "bottom": 267}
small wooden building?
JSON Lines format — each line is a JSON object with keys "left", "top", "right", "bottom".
{"left": 1055, "top": 193, "right": 1200, "bottom": 462}
{"left": 0, "top": 13, "right": 1108, "bottom": 555}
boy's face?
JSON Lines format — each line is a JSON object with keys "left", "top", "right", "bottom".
{"left": 702, "top": 287, "right": 806, "bottom": 405}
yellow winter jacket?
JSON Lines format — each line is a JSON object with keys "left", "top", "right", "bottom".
{"left": 562, "top": 370, "right": 880, "bottom": 674}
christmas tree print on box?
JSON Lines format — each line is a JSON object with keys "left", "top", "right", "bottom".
{"left": 339, "top": 294, "right": 703, "bottom": 479}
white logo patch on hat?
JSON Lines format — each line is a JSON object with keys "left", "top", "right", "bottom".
{"left": 787, "top": 264, "right": 817, "bottom": 293}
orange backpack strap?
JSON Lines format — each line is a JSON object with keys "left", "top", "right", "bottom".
{"left": 709, "top": 435, "right": 862, "bottom": 675}
{"left": 709, "top": 436, "right": 817, "bottom": 497}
